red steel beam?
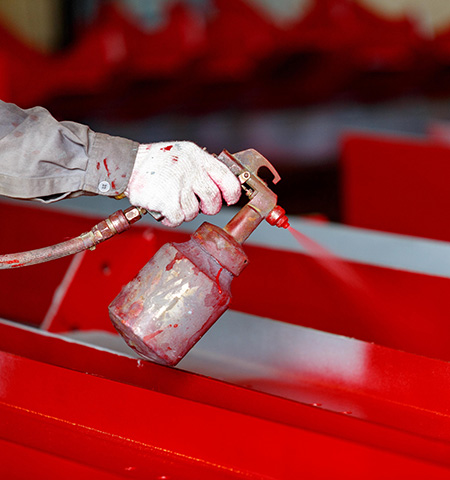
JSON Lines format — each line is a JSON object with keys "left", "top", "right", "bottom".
{"left": 1, "top": 346, "right": 450, "bottom": 479}
{"left": 1, "top": 321, "right": 450, "bottom": 478}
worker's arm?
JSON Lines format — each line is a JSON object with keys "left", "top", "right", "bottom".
{"left": 0, "top": 100, "right": 138, "bottom": 202}
{"left": 0, "top": 101, "right": 240, "bottom": 227}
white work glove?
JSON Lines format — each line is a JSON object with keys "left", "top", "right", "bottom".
{"left": 125, "top": 141, "right": 241, "bottom": 227}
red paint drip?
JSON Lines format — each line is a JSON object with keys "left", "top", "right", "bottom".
{"left": 96, "top": 162, "right": 100, "bottom": 170}
{"left": 166, "top": 258, "right": 177, "bottom": 271}
{"left": 166, "top": 252, "right": 183, "bottom": 271}
{"left": 3, "top": 259, "right": 20, "bottom": 264}
{"left": 103, "top": 158, "right": 110, "bottom": 176}
{"left": 161, "top": 145, "right": 173, "bottom": 151}
{"left": 172, "top": 156, "right": 178, "bottom": 162}
{"left": 144, "top": 329, "right": 163, "bottom": 343}
{"left": 215, "top": 268, "right": 223, "bottom": 294}
{"left": 111, "top": 181, "right": 116, "bottom": 190}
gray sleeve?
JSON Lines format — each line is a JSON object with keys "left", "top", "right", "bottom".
{"left": 0, "top": 100, "right": 139, "bottom": 202}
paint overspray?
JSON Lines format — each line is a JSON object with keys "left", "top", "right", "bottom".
{"left": 109, "top": 149, "right": 289, "bottom": 366}
{"left": 288, "top": 225, "right": 363, "bottom": 288}
{"left": 287, "top": 224, "right": 385, "bottom": 332}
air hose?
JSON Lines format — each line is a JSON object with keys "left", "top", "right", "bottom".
{"left": 0, "top": 206, "right": 146, "bottom": 269}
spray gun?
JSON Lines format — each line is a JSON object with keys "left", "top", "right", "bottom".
{"left": 109, "top": 149, "right": 289, "bottom": 365}
{"left": 0, "top": 149, "right": 288, "bottom": 366}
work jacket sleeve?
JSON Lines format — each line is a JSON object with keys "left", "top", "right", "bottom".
{"left": 0, "top": 100, "right": 139, "bottom": 202}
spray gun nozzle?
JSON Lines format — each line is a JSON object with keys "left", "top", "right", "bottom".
{"left": 267, "top": 206, "right": 290, "bottom": 229}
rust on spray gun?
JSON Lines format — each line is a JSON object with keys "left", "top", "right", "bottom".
{"left": 109, "top": 149, "right": 289, "bottom": 366}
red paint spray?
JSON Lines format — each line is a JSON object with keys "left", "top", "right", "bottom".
{"left": 287, "top": 225, "right": 386, "bottom": 327}
{"left": 287, "top": 226, "right": 357, "bottom": 281}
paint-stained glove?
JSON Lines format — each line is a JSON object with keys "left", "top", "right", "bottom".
{"left": 125, "top": 141, "right": 241, "bottom": 227}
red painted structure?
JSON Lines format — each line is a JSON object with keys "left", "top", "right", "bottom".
{"left": 1, "top": 199, "right": 450, "bottom": 478}
{"left": 342, "top": 132, "right": 450, "bottom": 242}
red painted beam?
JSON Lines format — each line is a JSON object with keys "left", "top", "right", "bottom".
{"left": 1, "top": 346, "right": 450, "bottom": 479}
{"left": 341, "top": 133, "right": 450, "bottom": 241}
{"left": 0, "top": 438, "right": 126, "bottom": 480}
{"left": 1, "top": 321, "right": 450, "bottom": 474}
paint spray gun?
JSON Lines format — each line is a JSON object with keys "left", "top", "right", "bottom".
{"left": 109, "top": 149, "right": 289, "bottom": 366}
{"left": 0, "top": 148, "right": 288, "bottom": 365}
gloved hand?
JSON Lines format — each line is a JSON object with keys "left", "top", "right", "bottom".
{"left": 125, "top": 141, "right": 241, "bottom": 227}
